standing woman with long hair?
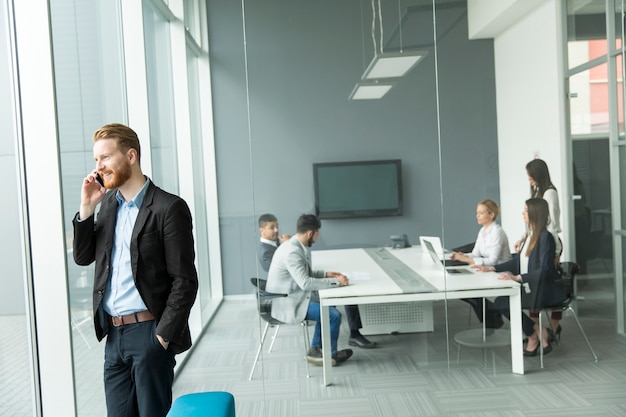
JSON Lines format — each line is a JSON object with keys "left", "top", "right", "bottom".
{"left": 517, "top": 159, "right": 562, "bottom": 257}
{"left": 477, "top": 199, "right": 566, "bottom": 356}
{"left": 515, "top": 158, "right": 563, "bottom": 340}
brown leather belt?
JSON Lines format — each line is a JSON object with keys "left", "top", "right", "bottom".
{"left": 109, "top": 310, "right": 155, "bottom": 327}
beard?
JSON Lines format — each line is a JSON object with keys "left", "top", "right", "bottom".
{"left": 102, "top": 161, "right": 132, "bottom": 189}
{"left": 306, "top": 236, "right": 315, "bottom": 247}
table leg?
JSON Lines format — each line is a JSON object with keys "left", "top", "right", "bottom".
{"left": 320, "top": 304, "right": 333, "bottom": 385}
{"left": 508, "top": 289, "right": 524, "bottom": 374}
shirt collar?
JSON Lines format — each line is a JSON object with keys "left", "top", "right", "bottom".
{"left": 115, "top": 176, "right": 151, "bottom": 207}
{"left": 260, "top": 237, "right": 278, "bottom": 247}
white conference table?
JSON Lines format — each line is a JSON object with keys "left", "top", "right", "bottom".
{"left": 313, "top": 246, "right": 524, "bottom": 386}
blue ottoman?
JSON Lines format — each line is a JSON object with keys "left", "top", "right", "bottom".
{"left": 167, "top": 392, "right": 235, "bottom": 417}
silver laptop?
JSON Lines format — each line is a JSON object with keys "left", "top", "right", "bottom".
{"left": 419, "top": 236, "right": 446, "bottom": 258}
{"left": 422, "top": 239, "right": 472, "bottom": 275}
{"left": 419, "top": 235, "right": 469, "bottom": 267}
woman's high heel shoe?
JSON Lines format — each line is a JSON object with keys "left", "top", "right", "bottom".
{"left": 541, "top": 341, "right": 553, "bottom": 355}
{"left": 547, "top": 325, "right": 562, "bottom": 346}
{"left": 523, "top": 340, "right": 552, "bottom": 357}
{"left": 540, "top": 328, "right": 554, "bottom": 355}
{"left": 523, "top": 345, "right": 538, "bottom": 357}
{"left": 555, "top": 325, "right": 562, "bottom": 342}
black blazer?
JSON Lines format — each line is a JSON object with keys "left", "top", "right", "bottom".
{"left": 495, "top": 229, "right": 566, "bottom": 310}
{"left": 73, "top": 181, "right": 198, "bottom": 354}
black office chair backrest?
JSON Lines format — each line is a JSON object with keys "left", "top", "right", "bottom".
{"left": 251, "top": 277, "right": 267, "bottom": 292}
{"left": 251, "top": 277, "right": 286, "bottom": 298}
{"left": 250, "top": 278, "right": 286, "bottom": 325}
{"left": 553, "top": 262, "right": 580, "bottom": 308}
{"left": 451, "top": 241, "right": 476, "bottom": 253}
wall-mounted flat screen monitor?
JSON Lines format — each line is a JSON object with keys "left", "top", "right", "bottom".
{"left": 313, "top": 159, "right": 403, "bottom": 219}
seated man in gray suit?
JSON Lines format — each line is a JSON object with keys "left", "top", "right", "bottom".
{"left": 266, "top": 214, "right": 356, "bottom": 366}
{"left": 259, "top": 213, "right": 377, "bottom": 349}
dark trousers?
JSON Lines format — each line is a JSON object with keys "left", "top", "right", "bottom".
{"left": 345, "top": 305, "right": 362, "bottom": 330}
{"left": 462, "top": 298, "right": 502, "bottom": 326}
{"left": 493, "top": 296, "right": 536, "bottom": 336}
{"left": 104, "top": 320, "right": 176, "bottom": 417}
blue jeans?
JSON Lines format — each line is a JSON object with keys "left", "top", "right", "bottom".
{"left": 306, "top": 302, "right": 342, "bottom": 355}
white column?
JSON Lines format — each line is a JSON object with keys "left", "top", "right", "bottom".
{"left": 121, "top": 0, "right": 153, "bottom": 176}
{"left": 469, "top": 1, "right": 568, "bottom": 255}
{"left": 12, "top": 0, "right": 76, "bottom": 415}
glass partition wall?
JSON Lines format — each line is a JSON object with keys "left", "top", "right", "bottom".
{"left": 206, "top": 0, "right": 505, "bottom": 414}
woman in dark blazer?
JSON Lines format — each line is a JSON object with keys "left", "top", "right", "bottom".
{"left": 475, "top": 198, "right": 566, "bottom": 356}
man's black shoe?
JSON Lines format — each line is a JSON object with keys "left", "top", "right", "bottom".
{"left": 332, "top": 349, "right": 353, "bottom": 364}
{"left": 348, "top": 333, "right": 378, "bottom": 348}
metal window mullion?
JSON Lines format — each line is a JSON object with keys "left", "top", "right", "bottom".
{"left": 606, "top": 0, "right": 625, "bottom": 334}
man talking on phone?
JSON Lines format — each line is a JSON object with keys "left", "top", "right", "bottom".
{"left": 72, "top": 123, "right": 198, "bottom": 417}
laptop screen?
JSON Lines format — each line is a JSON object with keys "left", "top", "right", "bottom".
{"left": 422, "top": 239, "right": 443, "bottom": 265}
{"left": 422, "top": 239, "right": 472, "bottom": 274}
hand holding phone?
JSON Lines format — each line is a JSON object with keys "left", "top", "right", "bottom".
{"left": 80, "top": 172, "right": 106, "bottom": 220}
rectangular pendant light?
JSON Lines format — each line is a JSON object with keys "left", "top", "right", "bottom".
{"left": 361, "top": 50, "right": 428, "bottom": 79}
{"left": 348, "top": 81, "right": 395, "bottom": 100}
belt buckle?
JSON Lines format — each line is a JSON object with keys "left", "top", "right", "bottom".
{"left": 111, "top": 316, "right": 123, "bottom": 327}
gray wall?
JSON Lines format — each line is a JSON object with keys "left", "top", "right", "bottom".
{"left": 207, "top": 0, "right": 500, "bottom": 295}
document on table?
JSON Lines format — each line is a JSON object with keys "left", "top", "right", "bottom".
{"left": 344, "top": 271, "right": 371, "bottom": 281}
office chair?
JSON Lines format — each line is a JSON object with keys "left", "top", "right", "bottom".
{"left": 451, "top": 241, "right": 476, "bottom": 254}
{"left": 248, "top": 278, "right": 310, "bottom": 380}
{"left": 538, "top": 262, "right": 598, "bottom": 368}
{"left": 251, "top": 277, "right": 289, "bottom": 353}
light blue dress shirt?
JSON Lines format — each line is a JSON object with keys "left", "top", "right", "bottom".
{"left": 103, "top": 178, "right": 150, "bottom": 317}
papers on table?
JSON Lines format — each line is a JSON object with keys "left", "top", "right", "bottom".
{"left": 344, "top": 271, "right": 371, "bottom": 282}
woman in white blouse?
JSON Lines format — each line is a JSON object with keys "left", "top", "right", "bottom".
{"left": 452, "top": 199, "right": 512, "bottom": 328}
{"left": 451, "top": 199, "right": 512, "bottom": 266}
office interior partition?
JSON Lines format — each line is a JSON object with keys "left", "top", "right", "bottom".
{"left": 3, "top": 0, "right": 626, "bottom": 416}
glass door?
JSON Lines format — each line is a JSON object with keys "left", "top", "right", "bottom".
{"left": 567, "top": 62, "right": 617, "bottom": 320}
{"left": 567, "top": 61, "right": 614, "bottom": 318}
{"left": 565, "top": 0, "right": 625, "bottom": 331}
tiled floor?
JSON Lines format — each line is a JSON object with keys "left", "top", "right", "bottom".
{"left": 172, "top": 297, "right": 626, "bottom": 417}
{"left": 0, "top": 315, "right": 35, "bottom": 417}
{"left": 4, "top": 292, "right": 625, "bottom": 416}
{"left": 0, "top": 311, "right": 108, "bottom": 417}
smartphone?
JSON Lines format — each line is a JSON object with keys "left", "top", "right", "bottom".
{"left": 95, "top": 173, "right": 104, "bottom": 187}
